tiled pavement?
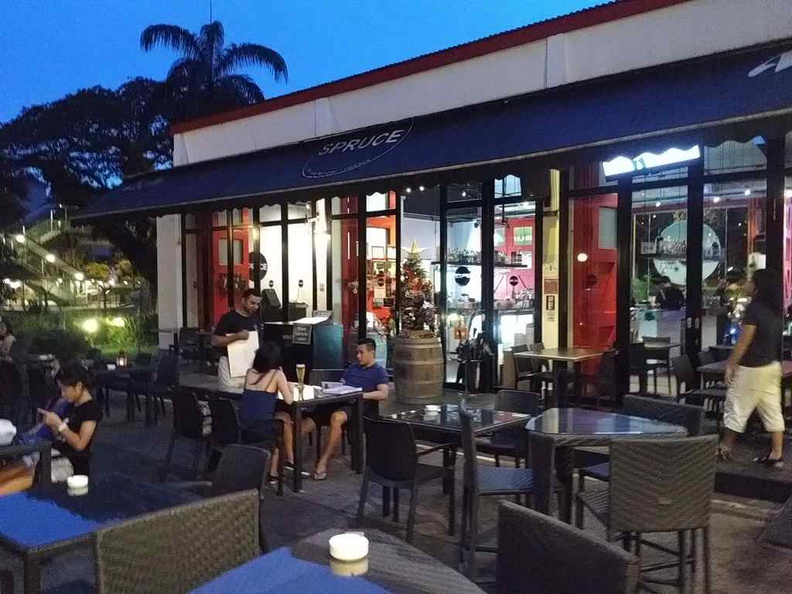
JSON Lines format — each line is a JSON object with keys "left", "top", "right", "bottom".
{"left": 1, "top": 386, "right": 792, "bottom": 593}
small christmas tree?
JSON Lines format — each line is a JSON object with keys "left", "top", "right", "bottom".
{"left": 400, "top": 241, "right": 436, "bottom": 336}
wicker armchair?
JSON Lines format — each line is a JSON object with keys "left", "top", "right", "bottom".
{"left": 497, "top": 501, "right": 639, "bottom": 593}
{"left": 476, "top": 390, "right": 540, "bottom": 468}
{"left": 576, "top": 436, "right": 718, "bottom": 593}
{"left": 578, "top": 396, "right": 703, "bottom": 488}
{"left": 95, "top": 490, "right": 260, "bottom": 594}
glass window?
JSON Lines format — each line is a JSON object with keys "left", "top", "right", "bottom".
{"left": 288, "top": 221, "right": 313, "bottom": 315}
{"left": 366, "top": 214, "right": 397, "bottom": 368}
{"left": 705, "top": 138, "right": 766, "bottom": 174}
{"left": 332, "top": 196, "right": 358, "bottom": 215}
{"left": 210, "top": 227, "right": 229, "bottom": 324}
{"left": 259, "top": 204, "right": 281, "bottom": 223}
{"left": 702, "top": 179, "right": 766, "bottom": 349}
{"left": 493, "top": 201, "right": 537, "bottom": 383}
{"left": 287, "top": 202, "right": 311, "bottom": 220}
{"left": 599, "top": 207, "right": 617, "bottom": 249}
{"left": 212, "top": 210, "right": 227, "bottom": 227}
{"left": 495, "top": 175, "right": 521, "bottom": 199}
{"left": 258, "top": 225, "right": 283, "bottom": 320}
{"left": 184, "top": 214, "right": 198, "bottom": 230}
{"left": 366, "top": 191, "right": 396, "bottom": 212}
{"left": 448, "top": 182, "right": 481, "bottom": 203}
{"left": 331, "top": 218, "right": 360, "bottom": 363}
{"left": 445, "top": 205, "right": 483, "bottom": 383}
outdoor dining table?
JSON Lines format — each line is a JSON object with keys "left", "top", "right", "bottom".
{"left": 191, "top": 527, "right": 485, "bottom": 594}
{"left": 698, "top": 359, "right": 792, "bottom": 408}
{"left": 385, "top": 404, "right": 530, "bottom": 495}
{"left": 526, "top": 408, "right": 688, "bottom": 523}
{"left": 0, "top": 473, "right": 197, "bottom": 594}
{"left": 179, "top": 375, "right": 365, "bottom": 493}
{"left": 513, "top": 347, "right": 604, "bottom": 407}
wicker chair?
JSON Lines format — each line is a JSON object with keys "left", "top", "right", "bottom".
{"left": 127, "top": 352, "right": 179, "bottom": 425}
{"left": 95, "top": 490, "right": 260, "bottom": 594}
{"left": 357, "top": 416, "right": 454, "bottom": 543}
{"left": 497, "top": 501, "right": 639, "bottom": 593}
{"left": 578, "top": 396, "right": 704, "bottom": 489}
{"left": 671, "top": 354, "right": 726, "bottom": 429}
{"left": 476, "top": 390, "right": 540, "bottom": 468}
{"left": 171, "top": 444, "right": 273, "bottom": 553}
{"left": 576, "top": 436, "right": 718, "bottom": 593}
{"left": 459, "top": 406, "right": 562, "bottom": 581}
{"left": 207, "top": 397, "right": 284, "bottom": 496}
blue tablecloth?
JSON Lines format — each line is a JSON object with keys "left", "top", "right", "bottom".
{"left": 191, "top": 547, "right": 389, "bottom": 594}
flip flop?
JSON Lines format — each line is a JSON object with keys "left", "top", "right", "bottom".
{"left": 312, "top": 470, "right": 327, "bottom": 481}
{"left": 267, "top": 475, "right": 279, "bottom": 485}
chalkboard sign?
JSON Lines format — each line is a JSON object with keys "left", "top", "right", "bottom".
{"left": 292, "top": 323, "right": 312, "bottom": 345}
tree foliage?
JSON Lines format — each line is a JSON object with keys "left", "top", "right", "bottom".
{"left": 0, "top": 78, "right": 170, "bottom": 283}
{"left": 140, "top": 20, "right": 287, "bottom": 121}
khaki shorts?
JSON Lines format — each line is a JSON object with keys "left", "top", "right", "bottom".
{"left": 724, "top": 362, "right": 785, "bottom": 433}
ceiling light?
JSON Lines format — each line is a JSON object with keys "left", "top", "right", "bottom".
{"left": 655, "top": 201, "right": 661, "bottom": 208}
{"left": 712, "top": 196, "right": 720, "bottom": 203}
{"left": 405, "top": 188, "right": 412, "bottom": 193}
{"left": 576, "top": 253, "right": 589, "bottom": 263}
{"left": 419, "top": 186, "right": 425, "bottom": 192}
{"left": 461, "top": 191, "right": 467, "bottom": 198}
{"left": 744, "top": 189, "right": 751, "bottom": 196}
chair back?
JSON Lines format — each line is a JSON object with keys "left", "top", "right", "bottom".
{"left": 497, "top": 501, "right": 639, "bottom": 594}
{"left": 495, "top": 390, "right": 541, "bottom": 416}
{"left": 629, "top": 342, "right": 647, "bottom": 371}
{"left": 670, "top": 355, "right": 696, "bottom": 394}
{"left": 95, "top": 490, "right": 259, "bottom": 594}
{"left": 511, "top": 344, "right": 528, "bottom": 354}
{"left": 609, "top": 435, "right": 717, "bottom": 533}
{"left": 459, "top": 407, "right": 480, "bottom": 495}
{"left": 154, "top": 352, "right": 179, "bottom": 387}
{"left": 641, "top": 335, "right": 671, "bottom": 344}
{"left": 363, "top": 417, "right": 417, "bottom": 481}
{"left": 133, "top": 353, "right": 152, "bottom": 367}
{"left": 696, "top": 350, "right": 715, "bottom": 368}
{"left": 308, "top": 368, "right": 345, "bottom": 384}
{"left": 170, "top": 389, "right": 206, "bottom": 441}
{"left": 622, "top": 395, "right": 703, "bottom": 436}
{"left": 208, "top": 398, "right": 241, "bottom": 446}
{"left": 211, "top": 444, "right": 271, "bottom": 497}
{"left": 528, "top": 342, "right": 546, "bottom": 373}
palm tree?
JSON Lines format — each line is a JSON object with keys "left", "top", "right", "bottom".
{"left": 140, "top": 21, "right": 288, "bottom": 121}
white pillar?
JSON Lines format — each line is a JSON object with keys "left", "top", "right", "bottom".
{"left": 156, "top": 214, "right": 182, "bottom": 349}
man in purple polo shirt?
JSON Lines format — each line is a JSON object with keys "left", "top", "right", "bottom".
{"left": 302, "top": 338, "right": 389, "bottom": 480}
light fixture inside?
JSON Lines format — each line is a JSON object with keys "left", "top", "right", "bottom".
{"left": 744, "top": 189, "right": 751, "bottom": 196}
{"left": 712, "top": 196, "right": 720, "bottom": 203}
{"left": 418, "top": 186, "right": 425, "bottom": 192}
{"left": 14, "top": 234, "right": 25, "bottom": 244}
{"left": 45, "top": 254, "right": 56, "bottom": 263}
{"left": 576, "top": 253, "right": 589, "bottom": 263}
{"left": 405, "top": 188, "right": 412, "bottom": 193}
{"left": 655, "top": 201, "right": 661, "bottom": 208}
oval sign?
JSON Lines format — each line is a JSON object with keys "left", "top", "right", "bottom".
{"left": 302, "top": 120, "right": 414, "bottom": 179}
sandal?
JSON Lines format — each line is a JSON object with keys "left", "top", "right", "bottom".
{"left": 312, "top": 470, "right": 327, "bottom": 481}
{"left": 754, "top": 454, "right": 784, "bottom": 470}
{"left": 267, "top": 474, "right": 279, "bottom": 485}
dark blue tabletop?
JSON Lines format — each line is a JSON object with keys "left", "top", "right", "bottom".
{"left": 193, "top": 529, "right": 484, "bottom": 594}
{"left": 0, "top": 474, "right": 196, "bottom": 552}
{"left": 525, "top": 408, "right": 688, "bottom": 437}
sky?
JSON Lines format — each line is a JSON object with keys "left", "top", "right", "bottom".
{"left": 0, "top": 0, "right": 606, "bottom": 124}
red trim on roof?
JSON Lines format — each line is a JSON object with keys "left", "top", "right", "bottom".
{"left": 171, "top": 0, "right": 690, "bottom": 134}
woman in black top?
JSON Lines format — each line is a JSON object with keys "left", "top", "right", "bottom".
{"left": 720, "top": 269, "right": 785, "bottom": 468}
{"left": 38, "top": 361, "right": 102, "bottom": 476}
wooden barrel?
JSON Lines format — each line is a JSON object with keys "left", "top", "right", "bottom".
{"left": 393, "top": 335, "right": 444, "bottom": 403}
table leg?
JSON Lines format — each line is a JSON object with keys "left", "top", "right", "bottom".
{"left": 292, "top": 404, "right": 303, "bottom": 492}
{"left": 23, "top": 554, "right": 41, "bottom": 594}
{"left": 529, "top": 433, "right": 554, "bottom": 516}
{"left": 352, "top": 396, "right": 364, "bottom": 473}
{"left": 573, "top": 362, "right": 583, "bottom": 405}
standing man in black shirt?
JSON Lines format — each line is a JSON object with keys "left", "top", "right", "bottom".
{"left": 656, "top": 276, "right": 686, "bottom": 310}
{"left": 720, "top": 269, "right": 785, "bottom": 468}
{"left": 212, "top": 289, "right": 262, "bottom": 391}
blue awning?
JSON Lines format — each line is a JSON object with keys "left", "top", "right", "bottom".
{"left": 79, "top": 41, "right": 792, "bottom": 220}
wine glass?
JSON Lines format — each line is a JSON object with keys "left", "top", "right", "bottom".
{"left": 295, "top": 363, "right": 306, "bottom": 399}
